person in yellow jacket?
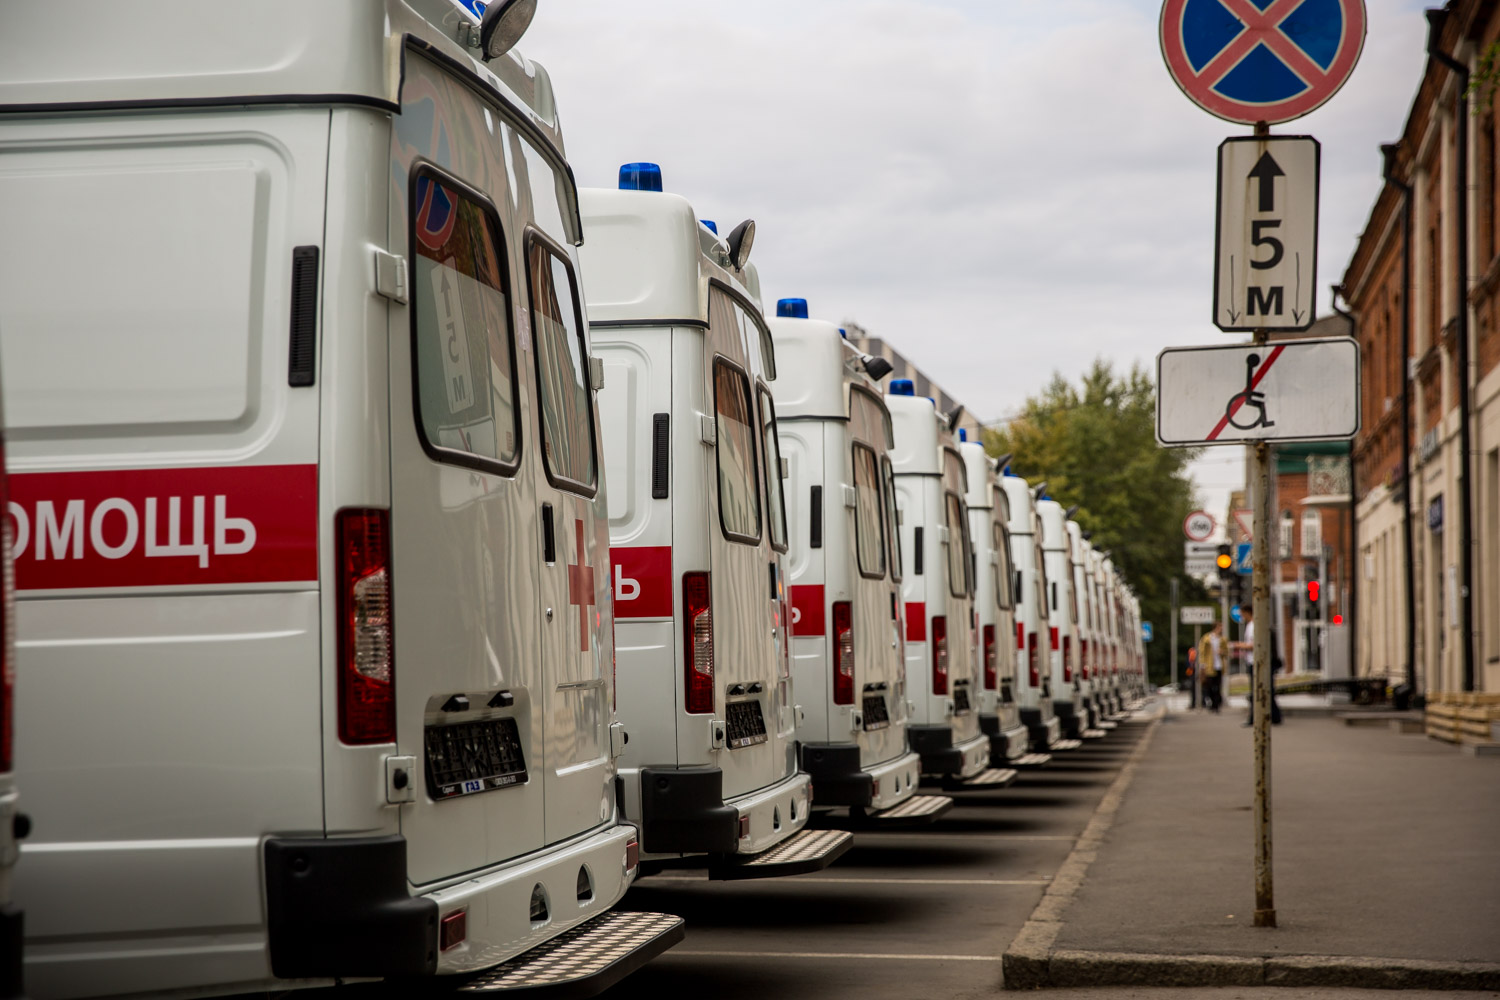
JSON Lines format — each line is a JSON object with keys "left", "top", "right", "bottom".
{"left": 1197, "top": 623, "right": 1224, "bottom": 713}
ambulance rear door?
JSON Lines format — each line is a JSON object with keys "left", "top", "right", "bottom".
{"left": 387, "top": 55, "right": 547, "bottom": 885}
{"left": 702, "top": 287, "right": 780, "bottom": 800}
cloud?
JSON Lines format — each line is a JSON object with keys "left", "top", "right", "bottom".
{"left": 523, "top": 0, "right": 1430, "bottom": 511}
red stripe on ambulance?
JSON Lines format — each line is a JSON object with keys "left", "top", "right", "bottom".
{"left": 611, "top": 545, "right": 672, "bottom": 618}
{"left": 8, "top": 465, "right": 318, "bottom": 590}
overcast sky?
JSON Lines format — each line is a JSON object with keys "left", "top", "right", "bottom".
{"left": 523, "top": 0, "right": 1430, "bottom": 521}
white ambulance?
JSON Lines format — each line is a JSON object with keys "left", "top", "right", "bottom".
{"left": 582, "top": 170, "right": 851, "bottom": 876}
{"left": 0, "top": 360, "right": 19, "bottom": 999}
{"left": 1000, "top": 473, "right": 1074, "bottom": 752}
{"left": 1036, "top": 498, "right": 1085, "bottom": 741}
{"left": 1098, "top": 556, "right": 1125, "bottom": 717}
{"left": 960, "top": 442, "right": 1045, "bottom": 768}
{"left": 770, "top": 307, "right": 949, "bottom": 825}
{"left": 888, "top": 385, "right": 1013, "bottom": 790}
{"left": 1066, "top": 521, "right": 1106, "bottom": 733}
{"left": 0, "top": 3, "right": 683, "bottom": 996}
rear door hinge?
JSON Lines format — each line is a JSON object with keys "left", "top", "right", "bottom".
{"left": 374, "top": 249, "right": 408, "bottom": 304}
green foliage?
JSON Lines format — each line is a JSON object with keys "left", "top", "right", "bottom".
{"left": 984, "top": 359, "right": 1208, "bottom": 683}
{"left": 1469, "top": 42, "right": 1500, "bottom": 115}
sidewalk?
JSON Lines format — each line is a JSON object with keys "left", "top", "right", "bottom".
{"left": 1004, "top": 701, "right": 1500, "bottom": 989}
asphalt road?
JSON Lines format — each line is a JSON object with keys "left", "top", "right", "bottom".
{"left": 598, "top": 726, "right": 1148, "bottom": 1000}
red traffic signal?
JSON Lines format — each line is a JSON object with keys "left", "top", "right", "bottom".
{"left": 1306, "top": 580, "right": 1320, "bottom": 603}
{"left": 1332, "top": 614, "right": 1344, "bottom": 625}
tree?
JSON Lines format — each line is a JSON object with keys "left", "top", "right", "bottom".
{"left": 984, "top": 359, "right": 1207, "bottom": 683}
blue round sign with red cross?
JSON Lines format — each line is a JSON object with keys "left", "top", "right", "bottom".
{"left": 1160, "top": 0, "right": 1366, "bottom": 125}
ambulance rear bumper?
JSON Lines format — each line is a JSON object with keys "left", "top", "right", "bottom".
{"left": 910, "top": 725, "right": 989, "bottom": 777}
{"left": 799, "top": 744, "right": 921, "bottom": 811}
{"left": 636, "top": 767, "right": 812, "bottom": 858}
{"left": 265, "top": 824, "right": 639, "bottom": 979}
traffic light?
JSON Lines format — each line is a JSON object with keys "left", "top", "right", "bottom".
{"left": 1305, "top": 579, "right": 1320, "bottom": 618}
{"left": 1216, "top": 544, "right": 1234, "bottom": 581}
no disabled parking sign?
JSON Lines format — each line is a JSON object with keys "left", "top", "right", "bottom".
{"left": 1160, "top": 0, "right": 1366, "bottom": 125}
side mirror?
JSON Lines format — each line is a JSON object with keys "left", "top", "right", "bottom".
{"left": 727, "top": 219, "right": 755, "bottom": 270}
{"left": 479, "top": 0, "right": 537, "bottom": 61}
{"left": 863, "top": 356, "right": 894, "bottom": 381}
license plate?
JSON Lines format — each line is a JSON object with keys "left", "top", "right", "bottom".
{"left": 953, "top": 683, "right": 972, "bottom": 713}
{"left": 862, "top": 693, "right": 891, "bottom": 731}
{"left": 725, "top": 699, "right": 768, "bottom": 749}
{"left": 425, "top": 717, "right": 528, "bottom": 800}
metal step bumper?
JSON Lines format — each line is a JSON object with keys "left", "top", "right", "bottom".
{"left": 458, "top": 910, "right": 684, "bottom": 996}
{"left": 943, "top": 767, "right": 1018, "bottom": 790}
{"left": 708, "top": 828, "right": 854, "bottom": 881}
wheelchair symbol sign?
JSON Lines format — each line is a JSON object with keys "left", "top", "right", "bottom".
{"left": 1155, "top": 339, "right": 1360, "bottom": 447}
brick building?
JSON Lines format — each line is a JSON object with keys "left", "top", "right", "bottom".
{"left": 1342, "top": 0, "right": 1500, "bottom": 700}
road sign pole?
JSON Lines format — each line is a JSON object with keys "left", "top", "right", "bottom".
{"left": 1170, "top": 577, "right": 1179, "bottom": 694}
{"left": 1249, "top": 123, "right": 1276, "bottom": 925}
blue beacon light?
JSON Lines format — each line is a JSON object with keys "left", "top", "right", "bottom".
{"left": 889, "top": 379, "right": 915, "bottom": 397}
{"left": 776, "top": 298, "right": 808, "bottom": 319}
{"left": 700, "top": 220, "right": 718, "bottom": 234}
{"left": 958, "top": 428, "right": 967, "bottom": 442}
{"left": 618, "top": 162, "right": 663, "bottom": 192}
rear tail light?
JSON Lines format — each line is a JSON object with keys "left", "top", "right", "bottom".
{"left": 1081, "top": 638, "right": 1090, "bottom": 680}
{"left": 982, "top": 624, "right": 997, "bottom": 689}
{"left": 1016, "top": 621, "right": 1025, "bottom": 650}
{"left": 832, "top": 601, "right": 854, "bottom": 705}
{"left": 1049, "top": 626, "right": 1059, "bottom": 652}
{"left": 1063, "top": 635, "right": 1072, "bottom": 683}
{"left": 1027, "top": 631, "right": 1039, "bottom": 687}
{"left": 337, "top": 509, "right": 395, "bottom": 744}
{"left": 683, "top": 572, "right": 715, "bottom": 714}
{"left": 625, "top": 836, "right": 640, "bottom": 874}
{"left": 440, "top": 909, "right": 467, "bottom": 952}
{"left": 931, "top": 616, "right": 948, "bottom": 695}
{"left": 0, "top": 433, "right": 13, "bottom": 773}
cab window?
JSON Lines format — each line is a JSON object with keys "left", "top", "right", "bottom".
{"left": 527, "top": 240, "right": 597, "bottom": 493}
{"left": 883, "top": 457, "right": 902, "bottom": 583}
{"left": 714, "top": 360, "right": 761, "bottom": 543}
{"left": 945, "top": 492, "right": 971, "bottom": 598}
{"left": 994, "top": 522, "right": 1014, "bottom": 610}
{"left": 410, "top": 171, "right": 519, "bottom": 472}
{"left": 758, "top": 386, "right": 788, "bottom": 551}
{"left": 853, "top": 444, "right": 886, "bottom": 578}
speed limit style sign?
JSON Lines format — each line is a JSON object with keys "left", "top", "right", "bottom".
{"left": 1183, "top": 510, "right": 1216, "bottom": 542}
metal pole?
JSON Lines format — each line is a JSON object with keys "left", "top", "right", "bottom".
{"left": 1251, "top": 122, "right": 1275, "bottom": 928}
{"left": 1193, "top": 623, "right": 1202, "bottom": 709}
{"left": 1170, "top": 577, "right": 1180, "bottom": 695}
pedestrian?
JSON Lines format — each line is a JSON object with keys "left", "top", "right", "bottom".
{"left": 1196, "top": 623, "right": 1224, "bottom": 713}
{"left": 1234, "top": 606, "right": 1281, "bottom": 726}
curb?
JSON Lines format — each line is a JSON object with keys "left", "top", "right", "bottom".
{"left": 1001, "top": 714, "right": 1161, "bottom": 990}
{"left": 999, "top": 709, "right": 1500, "bottom": 992}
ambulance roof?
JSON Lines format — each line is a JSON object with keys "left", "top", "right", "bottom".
{"left": 768, "top": 317, "right": 886, "bottom": 421}
{"left": 1036, "top": 499, "right": 1069, "bottom": 552}
{"left": 886, "top": 393, "right": 948, "bottom": 476}
{"left": 0, "top": 1, "right": 564, "bottom": 150}
{"left": 1066, "top": 519, "right": 1085, "bottom": 554}
{"left": 578, "top": 186, "right": 761, "bottom": 327}
{"left": 1000, "top": 474, "right": 1037, "bottom": 534}
{"left": 960, "top": 441, "right": 998, "bottom": 510}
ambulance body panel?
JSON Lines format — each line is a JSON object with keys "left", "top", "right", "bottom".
{"left": 0, "top": 4, "right": 663, "bottom": 995}
{"left": 583, "top": 185, "right": 821, "bottom": 866}
{"left": 961, "top": 443, "right": 1027, "bottom": 764}
{"left": 1037, "top": 500, "right": 1082, "bottom": 740}
{"left": 0, "top": 354, "right": 18, "bottom": 999}
{"left": 772, "top": 317, "right": 918, "bottom": 812}
{"left": 1001, "top": 475, "right": 1060, "bottom": 752}
{"left": 887, "top": 393, "right": 986, "bottom": 779}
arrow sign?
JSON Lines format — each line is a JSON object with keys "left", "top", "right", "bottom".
{"left": 1248, "top": 152, "right": 1283, "bottom": 212}
{"left": 1214, "top": 135, "right": 1319, "bottom": 333}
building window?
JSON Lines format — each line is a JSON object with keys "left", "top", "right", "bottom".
{"left": 1301, "top": 510, "right": 1321, "bottom": 558}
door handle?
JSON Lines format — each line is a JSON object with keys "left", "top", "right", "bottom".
{"left": 542, "top": 503, "right": 556, "bottom": 563}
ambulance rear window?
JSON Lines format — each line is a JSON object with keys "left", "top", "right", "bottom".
{"left": 883, "top": 458, "right": 902, "bottom": 583}
{"left": 994, "top": 522, "right": 1014, "bottom": 610}
{"left": 758, "top": 387, "right": 787, "bottom": 551}
{"left": 410, "top": 171, "right": 519, "bottom": 472}
{"left": 852, "top": 444, "right": 885, "bottom": 579}
{"left": 945, "top": 493, "right": 971, "bottom": 598}
{"left": 713, "top": 360, "right": 761, "bottom": 544}
{"left": 527, "top": 240, "right": 597, "bottom": 494}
